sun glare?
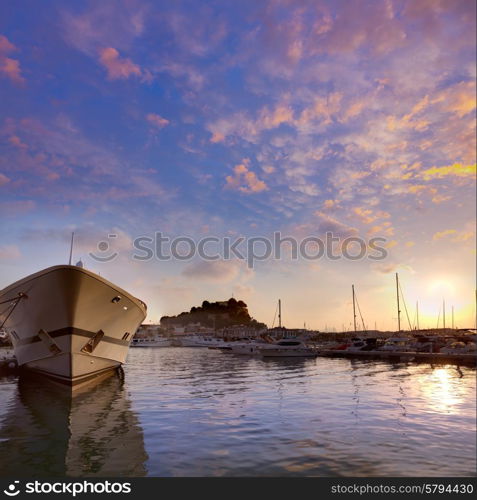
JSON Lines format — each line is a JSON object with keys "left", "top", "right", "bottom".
{"left": 427, "top": 279, "right": 457, "bottom": 298}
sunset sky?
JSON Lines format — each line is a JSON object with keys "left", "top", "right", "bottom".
{"left": 0, "top": 0, "right": 475, "bottom": 331}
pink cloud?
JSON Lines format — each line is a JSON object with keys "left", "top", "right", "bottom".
{"left": 0, "top": 200, "right": 36, "bottom": 216}
{"left": 0, "top": 173, "right": 10, "bottom": 186}
{"left": 62, "top": 3, "right": 147, "bottom": 55}
{"left": 352, "top": 207, "right": 390, "bottom": 225}
{"left": 8, "top": 135, "right": 28, "bottom": 149}
{"left": 98, "top": 47, "right": 141, "bottom": 80}
{"left": 225, "top": 159, "right": 268, "bottom": 194}
{"left": 0, "top": 34, "right": 25, "bottom": 84}
{"left": 146, "top": 113, "right": 169, "bottom": 129}
{"left": 0, "top": 244, "right": 21, "bottom": 259}
{"left": 182, "top": 259, "right": 250, "bottom": 284}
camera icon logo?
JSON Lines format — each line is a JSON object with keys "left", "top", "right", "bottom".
{"left": 89, "top": 234, "right": 119, "bottom": 262}
{"left": 3, "top": 481, "right": 20, "bottom": 497}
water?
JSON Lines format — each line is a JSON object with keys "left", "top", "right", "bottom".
{"left": 0, "top": 347, "right": 475, "bottom": 477}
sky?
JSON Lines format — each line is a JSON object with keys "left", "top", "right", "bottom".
{"left": 0, "top": 0, "right": 475, "bottom": 331}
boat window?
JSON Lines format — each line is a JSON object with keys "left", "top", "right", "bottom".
{"left": 111, "top": 295, "right": 122, "bottom": 303}
{"left": 278, "top": 341, "right": 301, "bottom": 346}
{"left": 122, "top": 332, "right": 130, "bottom": 340}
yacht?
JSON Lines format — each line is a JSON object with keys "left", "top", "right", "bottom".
{"left": 378, "top": 337, "right": 413, "bottom": 352}
{"left": 0, "top": 265, "right": 147, "bottom": 388}
{"left": 440, "top": 340, "right": 476, "bottom": 355}
{"left": 258, "top": 338, "right": 318, "bottom": 358}
{"left": 179, "top": 335, "right": 232, "bottom": 348}
{"left": 131, "top": 337, "right": 172, "bottom": 347}
{"left": 228, "top": 338, "right": 268, "bottom": 355}
{"left": 179, "top": 335, "right": 209, "bottom": 347}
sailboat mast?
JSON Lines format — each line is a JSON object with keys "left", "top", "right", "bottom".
{"left": 443, "top": 299, "right": 446, "bottom": 329}
{"left": 352, "top": 285, "right": 357, "bottom": 333}
{"left": 396, "top": 273, "right": 401, "bottom": 332}
{"left": 452, "top": 306, "right": 454, "bottom": 329}
{"left": 278, "top": 299, "right": 282, "bottom": 328}
{"left": 68, "top": 232, "right": 75, "bottom": 266}
{"left": 416, "top": 301, "right": 420, "bottom": 330}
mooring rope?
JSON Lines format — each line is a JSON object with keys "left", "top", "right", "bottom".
{"left": 0, "top": 293, "right": 27, "bottom": 329}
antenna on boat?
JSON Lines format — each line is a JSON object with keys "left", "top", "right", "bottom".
{"left": 68, "top": 232, "right": 75, "bottom": 266}
{"left": 395, "top": 273, "right": 401, "bottom": 332}
{"left": 352, "top": 285, "right": 357, "bottom": 333}
{"left": 278, "top": 299, "right": 282, "bottom": 328}
{"left": 452, "top": 305, "right": 454, "bottom": 329}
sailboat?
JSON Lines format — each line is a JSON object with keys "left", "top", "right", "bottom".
{"left": 258, "top": 300, "right": 318, "bottom": 358}
{"left": 0, "top": 233, "right": 147, "bottom": 388}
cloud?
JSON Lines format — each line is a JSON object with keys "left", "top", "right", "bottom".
{"left": 182, "top": 259, "right": 244, "bottom": 283}
{"left": 419, "top": 163, "right": 476, "bottom": 181}
{"left": 433, "top": 228, "right": 475, "bottom": 242}
{"left": 146, "top": 113, "right": 169, "bottom": 129}
{"left": 367, "top": 221, "right": 394, "bottom": 237}
{"left": 0, "top": 173, "right": 10, "bottom": 186}
{"left": 0, "top": 34, "right": 25, "bottom": 84}
{"left": 0, "top": 200, "right": 35, "bottom": 216}
{"left": 322, "top": 199, "right": 342, "bottom": 211}
{"left": 62, "top": 2, "right": 147, "bottom": 55}
{"left": 98, "top": 47, "right": 142, "bottom": 80}
{"left": 352, "top": 207, "right": 390, "bottom": 225}
{"left": 313, "top": 210, "right": 357, "bottom": 238}
{"left": 433, "top": 229, "right": 457, "bottom": 240}
{"left": 0, "top": 116, "right": 168, "bottom": 205}
{"left": 372, "top": 262, "right": 415, "bottom": 275}
{"left": 158, "top": 62, "right": 206, "bottom": 90}
{"left": 225, "top": 159, "right": 268, "bottom": 194}
{"left": 0, "top": 245, "right": 21, "bottom": 259}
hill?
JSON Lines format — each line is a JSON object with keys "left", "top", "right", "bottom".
{"left": 160, "top": 298, "right": 266, "bottom": 330}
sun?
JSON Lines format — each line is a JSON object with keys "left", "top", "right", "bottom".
{"left": 427, "top": 278, "right": 456, "bottom": 298}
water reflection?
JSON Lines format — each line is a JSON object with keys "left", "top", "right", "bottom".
{"left": 417, "top": 366, "right": 466, "bottom": 414}
{"left": 0, "top": 349, "right": 475, "bottom": 477}
{"left": 0, "top": 373, "right": 147, "bottom": 477}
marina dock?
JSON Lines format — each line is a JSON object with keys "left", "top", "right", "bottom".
{"left": 317, "top": 349, "right": 476, "bottom": 367}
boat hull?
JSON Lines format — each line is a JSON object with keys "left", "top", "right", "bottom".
{"left": 0, "top": 265, "right": 146, "bottom": 387}
{"left": 131, "top": 339, "right": 172, "bottom": 347}
{"left": 259, "top": 348, "right": 318, "bottom": 358}
{"left": 230, "top": 344, "right": 262, "bottom": 355}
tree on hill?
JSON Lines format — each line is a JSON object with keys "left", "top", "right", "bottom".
{"left": 160, "top": 298, "right": 266, "bottom": 330}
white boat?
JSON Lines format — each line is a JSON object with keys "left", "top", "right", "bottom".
{"left": 131, "top": 337, "right": 172, "bottom": 347}
{"left": 378, "top": 337, "right": 413, "bottom": 352}
{"left": 228, "top": 339, "right": 269, "bottom": 355}
{"left": 440, "top": 341, "right": 477, "bottom": 355}
{"left": 258, "top": 338, "right": 318, "bottom": 358}
{"left": 179, "top": 335, "right": 232, "bottom": 348}
{"left": 179, "top": 335, "right": 209, "bottom": 347}
{"left": 0, "top": 265, "right": 147, "bottom": 388}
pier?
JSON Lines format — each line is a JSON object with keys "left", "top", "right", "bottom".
{"left": 317, "top": 349, "right": 477, "bottom": 367}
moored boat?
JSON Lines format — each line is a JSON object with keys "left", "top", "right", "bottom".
{"left": 131, "top": 337, "right": 172, "bottom": 347}
{"left": 228, "top": 338, "right": 268, "bottom": 355}
{"left": 0, "top": 265, "right": 147, "bottom": 388}
{"left": 258, "top": 338, "right": 318, "bottom": 358}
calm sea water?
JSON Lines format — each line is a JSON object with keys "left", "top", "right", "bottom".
{"left": 0, "top": 347, "right": 475, "bottom": 477}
